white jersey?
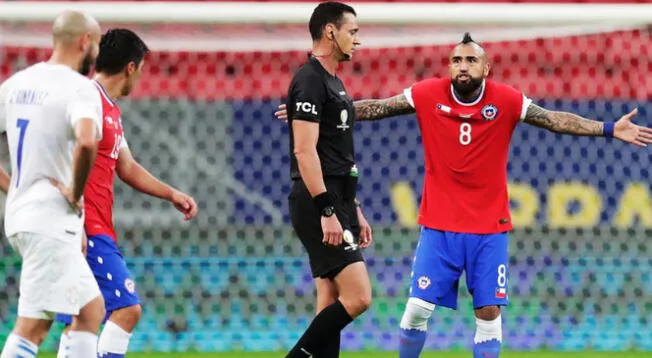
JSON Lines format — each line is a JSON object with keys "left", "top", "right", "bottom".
{"left": 0, "top": 62, "right": 103, "bottom": 240}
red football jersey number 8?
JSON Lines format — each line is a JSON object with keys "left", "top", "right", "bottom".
{"left": 459, "top": 122, "right": 472, "bottom": 145}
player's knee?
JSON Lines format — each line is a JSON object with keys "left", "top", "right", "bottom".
{"left": 358, "top": 294, "right": 372, "bottom": 312}
{"left": 78, "top": 295, "right": 106, "bottom": 328}
{"left": 474, "top": 305, "right": 500, "bottom": 321}
{"left": 121, "top": 304, "right": 142, "bottom": 325}
{"left": 340, "top": 293, "right": 372, "bottom": 317}
{"left": 106, "top": 304, "right": 143, "bottom": 333}
{"left": 399, "top": 297, "right": 435, "bottom": 331}
{"left": 90, "top": 309, "right": 107, "bottom": 328}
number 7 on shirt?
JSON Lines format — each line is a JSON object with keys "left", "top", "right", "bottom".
{"left": 15, "top": 118, "right": 29, "bottom": 187}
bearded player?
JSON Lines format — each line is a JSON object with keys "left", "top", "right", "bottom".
{"left": 276, "top": 33, "right": 652, "bottom": 357}
{"left": 53, "top": 28, "right": 199, "bottom": 358}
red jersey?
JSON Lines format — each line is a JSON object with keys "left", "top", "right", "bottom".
{"left": 84, "top": 81, "right": 127, "bottom": 241}
{"left": 406, "top": 78, "right": 530, "bottom": 234}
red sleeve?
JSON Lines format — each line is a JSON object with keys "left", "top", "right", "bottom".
{"left": 404, "top": 78, "right": 441, "bottom": 111}
{"left": 494, "top": 82, "right": 532, "bottom": 124}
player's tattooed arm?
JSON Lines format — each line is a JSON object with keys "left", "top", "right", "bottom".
{"left": 354, "top": 93, "right": 415, "bottom": 121}
{"left": 523, "top": 103, "right": 603, "bottom": 136}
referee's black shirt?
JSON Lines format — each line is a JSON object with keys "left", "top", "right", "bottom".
{"left": 287, "top": 57, "right": 356, "bottom": 180}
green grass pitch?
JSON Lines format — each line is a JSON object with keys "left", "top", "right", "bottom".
{"left": 38, "top": 352, "right": 651, "bottom": 358}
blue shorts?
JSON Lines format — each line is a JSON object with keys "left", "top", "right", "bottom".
{"left": 408, "top": 228, "right": 509, "bottom": 310}
{"left": 56, "top": 234, "right": 141, "bottom": 325}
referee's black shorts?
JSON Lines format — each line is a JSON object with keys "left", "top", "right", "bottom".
{"left": 289, "top": 177, "right": 364, "bottom": 280}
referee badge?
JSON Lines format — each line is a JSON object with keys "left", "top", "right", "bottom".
{"left": 337, "top": 109, "right": 350, "bottom": 131}
{"left": 343, "top": 229, "right": 358, "bottom": 251}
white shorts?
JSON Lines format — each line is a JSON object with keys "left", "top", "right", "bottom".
{"left": 8, "top": 232, "right": 101, "bottom": 320}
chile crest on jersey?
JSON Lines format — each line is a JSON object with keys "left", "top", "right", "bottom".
{"left": 481, "top": 104, "right": 498, "bottom": 121}
{"left": 435, "top": 102, "right": 500, "bottom": 123}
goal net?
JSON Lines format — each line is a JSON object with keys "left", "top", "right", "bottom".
{"left": 0, "top": 1, "right": 651, "bottom": 352}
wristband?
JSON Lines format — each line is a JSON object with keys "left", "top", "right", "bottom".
{"left": 354, "top": 198, "right": 361, "bottom": 207}
{"left": 313, "top": 192, "right": 334, "bottom": 212}
{"left": 603, "top": 122, "right": 614, "bottom": 138}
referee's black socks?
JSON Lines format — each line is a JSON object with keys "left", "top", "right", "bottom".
{"left": 285, "top": 300, "right": 353, "bottom": 357}
{"left": 314, "top": 333, "right": 341, "bottom": 358}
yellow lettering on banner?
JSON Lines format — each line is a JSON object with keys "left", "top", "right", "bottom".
{"left": 390, "top": 181, "right": 419, "bottom": 227}
{"left": 548, "top": 182, "right": 601, "bottom": 228}
{"left": 614, "top": 183, "right": 652, "bottom": 228}
{"left": 508, "top": 182, "right": 539, "bottom": 227}
{"left": 387, "top": 180, "right": 652, "bottom": 228}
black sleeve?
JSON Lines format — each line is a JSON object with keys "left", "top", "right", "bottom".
{"left": 289, "top": 70, "right": 326, "bottom": 123}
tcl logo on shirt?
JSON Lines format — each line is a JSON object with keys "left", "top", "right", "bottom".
{"left": 296, "top": 101, "right": 318, "bottom": 115}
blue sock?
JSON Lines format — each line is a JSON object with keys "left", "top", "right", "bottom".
{"left": 473, "top": 338, "right": 501, "bottom": 358}
{"left": 399, "top": 328, "right": 427, "bottom": 358}
{"left": 99, "top": 353, "right": 125, "bottom": 358}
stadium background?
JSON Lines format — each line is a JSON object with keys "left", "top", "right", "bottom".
{"left": 1, "top": 0, "right": 652, "bottom": 354}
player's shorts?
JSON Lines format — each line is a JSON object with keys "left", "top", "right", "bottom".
{"left": 8, "top": 232, "right": 101, "bottom": 320}
{"left": 289, "top": 177, "right": 364, "bottom": 279}
{"left": 56, "top": 234, "right": 141, "bottom": 325}
{"left": 408, "top": 227, "right": 509, "bottom": 310}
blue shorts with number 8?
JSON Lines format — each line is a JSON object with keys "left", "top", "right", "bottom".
{"left": 408, "top": 227, "right": 509, "bottom": 310}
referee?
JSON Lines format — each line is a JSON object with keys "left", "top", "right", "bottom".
{"left": 284, "top": 2, "right": 373, "bottom": 358}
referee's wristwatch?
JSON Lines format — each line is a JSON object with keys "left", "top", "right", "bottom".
{"left": 314, "top": 192, "right": 336, "bottom": 218}
{"left": 321, "top": 206, "right": 336, "bottom": 218}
